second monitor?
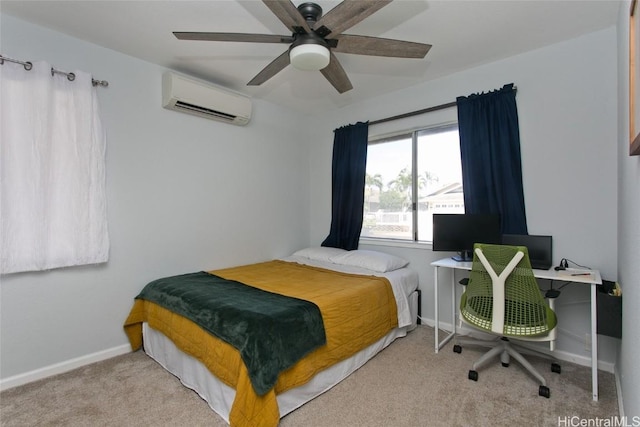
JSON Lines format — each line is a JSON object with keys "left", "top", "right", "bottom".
{"left": 501, "top": 234, "right": 553, "bottom": 270}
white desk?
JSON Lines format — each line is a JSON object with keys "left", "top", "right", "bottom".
{"left": 431, "top": 257, "right": 602, "bottom": 401}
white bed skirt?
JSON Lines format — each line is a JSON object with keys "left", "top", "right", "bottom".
{"left": 142, "top": 290, "right": 419, "bottom": 424}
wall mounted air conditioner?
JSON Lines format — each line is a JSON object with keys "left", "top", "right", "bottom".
{"left": 162, "top": 72, "right": 251, "bottom": 126}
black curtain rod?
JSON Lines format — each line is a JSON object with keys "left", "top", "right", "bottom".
{"left": 369, "top": 101, "right": 457, "bottom": 126}
{"left": 369, "top": 85, "right": 517, "bottom": 126}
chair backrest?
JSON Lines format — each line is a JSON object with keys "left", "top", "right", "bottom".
{"left": 461, "top": 243, "right": 557, "bottom": 338}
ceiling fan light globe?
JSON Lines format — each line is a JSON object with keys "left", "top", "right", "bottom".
{"left": 290, "top": 44, "right": 330, "bottom": 71}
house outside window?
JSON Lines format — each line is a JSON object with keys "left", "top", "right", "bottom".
{"left": 362, "top": 123, "right": 464, "bottom": 242}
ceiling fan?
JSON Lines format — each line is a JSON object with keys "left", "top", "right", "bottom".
{"left": 173, "top": 0, "right": 431, "bottom": 93}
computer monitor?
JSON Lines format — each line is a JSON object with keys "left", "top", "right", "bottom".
{"left": 432, "top": 213, "right": 502, "bottom": 261}
{"left": 501, "top": 234, "right": 553, "bottom": 270}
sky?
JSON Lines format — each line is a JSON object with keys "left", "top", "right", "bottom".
{"left": 367, "top": 129, "right": 462, "bottom": 191}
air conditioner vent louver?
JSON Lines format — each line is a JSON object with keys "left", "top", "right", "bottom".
{"left": 162, "top": 72, "right": 251, "bottom": 126}
{"left": 174, "top": 101, "right": 237, "bottom": 121}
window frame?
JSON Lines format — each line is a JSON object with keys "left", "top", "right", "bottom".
{"left": 361, "top": 121, "right": 461, "bottom": 246}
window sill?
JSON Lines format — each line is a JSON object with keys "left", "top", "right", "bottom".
{"left": 359, "top": 237, "right": 432, "bottom": 251}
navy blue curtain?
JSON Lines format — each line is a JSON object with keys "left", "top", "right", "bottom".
{"left": 321, "top": 122, "right": 369, "bottom": 250}
{"left": 456, "top": 84, "right": 528, "bottom": 234}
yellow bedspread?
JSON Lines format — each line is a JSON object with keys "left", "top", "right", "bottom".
{"left": 124, "top": 260, "right": 398, "bottom": 427}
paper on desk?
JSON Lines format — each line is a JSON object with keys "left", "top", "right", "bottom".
{"left": 557, "top": 268, "right": 595, "bottom": 278}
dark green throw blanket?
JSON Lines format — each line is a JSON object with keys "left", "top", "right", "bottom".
{"left": 136, "top": 271, "right": 326, "bottom": 396}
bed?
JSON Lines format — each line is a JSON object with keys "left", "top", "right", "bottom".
{"left": 124, "top": 247, "right": 420, "bottom": 427}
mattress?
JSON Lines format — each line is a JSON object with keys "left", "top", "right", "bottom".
{"left": 140, "top": 257, "right": 420, "bottom": 425}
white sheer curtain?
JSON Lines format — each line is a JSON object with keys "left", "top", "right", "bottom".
{"left": 1, "top": 60, "right": 109, "bottom": 274}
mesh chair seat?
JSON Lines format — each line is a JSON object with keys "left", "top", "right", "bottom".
{"left": 461, "top": 294, "right": 556, "bottom": 337}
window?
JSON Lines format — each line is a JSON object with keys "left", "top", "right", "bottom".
{"left": 362, "top": 123, "right": 463, "bottom": 242}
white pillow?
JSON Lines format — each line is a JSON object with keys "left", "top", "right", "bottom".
{"left": 292, "top": 246, "right": 347, "bottom": 263}
{"left": 329, "top": 250, "right": 409, "bottom": 272}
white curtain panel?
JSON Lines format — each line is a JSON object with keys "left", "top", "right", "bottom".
{"left": 1, "top": 61, "right": 109, "bottom": 274}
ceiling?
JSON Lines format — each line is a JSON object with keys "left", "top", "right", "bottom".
{"left": 1, "top": 0, "right": 621, "bottom": 115}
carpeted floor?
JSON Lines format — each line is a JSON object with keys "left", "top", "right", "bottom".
{"left": 0, "top": 326, "right": 618, "bottom": 426}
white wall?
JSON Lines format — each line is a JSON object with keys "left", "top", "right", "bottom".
{"left": 0, "top": 14, "right": 312, "bottom": 382}
{"left": 309, "top": 27, "right": 620, "bottom": 367}
{"left": 616, "top": 0, "right": 640, "bottom": 417}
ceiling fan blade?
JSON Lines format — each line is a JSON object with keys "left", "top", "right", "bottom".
{"left": 333, "top": 35, "right": 431, "bottom": 58}
{"left": 173, "top": 32, "right": 293, "bottom": 44}
{"left": 320, "top": 52, "right": 353, "bottom": 94}
{"left": 247, "top": 50, "right": 291, "bottom": 86}
{"left": 262, "top": 0, "right": 311, "bottom": 33}
{"left": 313, "top": 0, "right": 392, "bottom": 38}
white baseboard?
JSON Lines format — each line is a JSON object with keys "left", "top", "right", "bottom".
{"left": 0, "top": 344, "right": 132, "bottom": 391}
{"left": 615, "top": 365, "right": 625, "bottom": 418}
{"left": 550, "top": 347, "right": 615, "bottom": 374}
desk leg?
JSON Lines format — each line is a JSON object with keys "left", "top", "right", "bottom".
{"left": 451, "top": 270, "right": 456, "bottom": 340}
{"left": 434, "top": 265, "right": 456, "bottom": 353}
{"left": 434, "top": 266, "right": 439, "bottom": 353}
{"left": 591, "top": 282, "right": 599, "bottom": 401}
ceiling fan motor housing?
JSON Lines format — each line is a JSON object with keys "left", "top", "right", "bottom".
{"left": 289, "top": 3, "right": 330, "bottom": 71}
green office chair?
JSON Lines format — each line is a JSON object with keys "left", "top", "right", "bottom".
{"left": 453, "top": 243, "right": 560, "bottom": 398}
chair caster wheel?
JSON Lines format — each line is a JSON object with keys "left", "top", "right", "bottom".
{"left": 453, "top": 345, "right": 462, "bottom": 353}
{"left": 539, "top": 385, "right": 550, "bottom": 398}
{"left": 551, "top": 363, "right": 561, "bottom": 374}
{"left": 468, "top": 370, "right": 478, "bottom": 381}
